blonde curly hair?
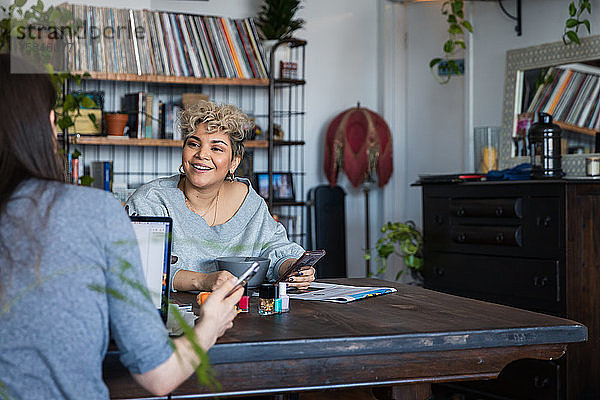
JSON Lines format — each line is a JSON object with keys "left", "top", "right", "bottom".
{"left": 179, "top": 100, "right": 253, "bottom": 159}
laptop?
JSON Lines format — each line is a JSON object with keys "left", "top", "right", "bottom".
{"left": 129, "top": 216, "right": 173, "bottom": 323}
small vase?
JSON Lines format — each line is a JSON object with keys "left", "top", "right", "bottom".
{"left": 105, "top": 113, "right": 128, "bottom": 136}
{"left": 261, "top": 39, "right": 291, "bottom": 79}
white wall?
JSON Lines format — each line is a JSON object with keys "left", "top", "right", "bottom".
{"left": 374, "top": 1, "right": 466, "bottom": 282}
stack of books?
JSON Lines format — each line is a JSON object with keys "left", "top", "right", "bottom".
{"left": 527, "top": 63, "right": 600, "bottom": 131}
{"left": 66, "top": 4, "right": 269, "bottom": 79}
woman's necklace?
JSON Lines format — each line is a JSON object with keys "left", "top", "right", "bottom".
{"left": 181, "top": 178, "right": 220, "bottom": 226}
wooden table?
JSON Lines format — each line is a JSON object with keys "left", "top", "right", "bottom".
{"left": 103, "top": 278, "right": 587, "bottom": 399}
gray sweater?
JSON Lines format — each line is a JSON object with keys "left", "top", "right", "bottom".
{"left": 125, "top": 175, "right": 305, "bottom": 289}
{"left": 0, "top": 179, "right": 173, "bottom": 399}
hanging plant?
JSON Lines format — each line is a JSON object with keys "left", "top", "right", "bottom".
{"left": 563, "top": 0, "right": 592, "bottom": 45}
{"left": 429, "top": 0, "right": 473, "bottom": 84}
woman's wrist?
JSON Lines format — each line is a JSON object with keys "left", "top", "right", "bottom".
{"left": 191, "top": 273, "right": 205, "bottom": 291}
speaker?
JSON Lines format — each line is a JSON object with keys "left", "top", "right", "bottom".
{"left": 307, "top": 185, "right": 347, "bottom": 278}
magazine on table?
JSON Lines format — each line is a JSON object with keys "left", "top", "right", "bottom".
{"left": 286, "top": 281, "right": 397, "bottom": 303}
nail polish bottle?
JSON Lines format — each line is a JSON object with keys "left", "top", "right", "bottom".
{"left": 274, "top": 284, "right": 282, "bottom": 314}
{"left": 278, "top": 282, "right": 289, "bottom": 313}
{"left": 238, "top": 285, "right": 249, "bottom": 313}
{"left": 258, "top": 284, "right": 276, "bottom": 315}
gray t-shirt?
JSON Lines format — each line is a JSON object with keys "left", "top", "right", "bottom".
{"left": 0, "top": 179, "right": 173, "bottom": 399}
{"left": 125, "top": 175, "right": 305, "bottom": 289}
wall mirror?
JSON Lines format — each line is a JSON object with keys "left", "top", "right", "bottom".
{"left": 500, "top": 34, "right": 600, "bottom": 174}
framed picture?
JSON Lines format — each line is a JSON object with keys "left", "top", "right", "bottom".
{"left": 254, "top": 172, "right": 295, "bottom": 202}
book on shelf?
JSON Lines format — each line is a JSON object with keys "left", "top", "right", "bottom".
{"left": 527, "top": 63, "right": 600, "bottom": 132}
{"left": 122, "top": 92, "right": 144, "bottom": 138}
{"left": 63, "top": 3, "right": 269, "bottom": 79}
{"left": 90, "top": 161, "right": 113, "bottom": 192}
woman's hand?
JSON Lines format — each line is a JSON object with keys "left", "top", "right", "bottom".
{"left": 193, "top": 278, "right": 243, "bottom": 351}
{"left": 133, "top": 278, "right": 242, "bottom": 395}
{"left": 198, "top": 271, "right": 235, "bottom": 291}
{"left": 174, "top": 270, "right": 235, "bottom": 292}
{"left": 287, "top": 266, "right": 315, "bottom": 290}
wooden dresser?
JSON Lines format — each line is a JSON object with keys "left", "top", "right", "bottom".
{"left": 420, "top": 180, "right": 600, "bottom": 400}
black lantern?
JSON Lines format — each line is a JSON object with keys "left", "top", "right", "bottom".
{"left": 528, "top": 112, "right": 563, "bottom": 179}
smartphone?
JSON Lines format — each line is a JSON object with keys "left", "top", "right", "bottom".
{"left": 275, "top": 249, "right": 326, "bottom": 284}
{"left": 225, "top": 261, "right": 260, "bottom": 297}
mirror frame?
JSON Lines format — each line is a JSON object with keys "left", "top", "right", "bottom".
{"left": 500, "top": 34, "right": 600, "bottom": 175}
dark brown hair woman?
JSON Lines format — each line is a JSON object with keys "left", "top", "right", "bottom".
{"left": 0, "top": 54, "right": 241, "bottom": 399}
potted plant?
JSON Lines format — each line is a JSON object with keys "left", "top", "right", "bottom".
{"left": 255, "top": 0, "right": 304, "bottom": 40}
{"left": 365, "top": 221, "right": 424, "bottom": 284}
{"left": 255, "top": 0, "right": 305, "bottom": 78}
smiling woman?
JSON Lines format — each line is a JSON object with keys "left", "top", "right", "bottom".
{"left": 125, "top": 100, "right": 314, "bottom": 293}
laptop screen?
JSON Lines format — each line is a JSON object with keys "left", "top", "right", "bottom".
{"left": 129, "top": 216, "right": 172, "bottom": 322}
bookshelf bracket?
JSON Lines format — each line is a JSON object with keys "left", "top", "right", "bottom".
{"left": 498, "top": 0, "right": 522, "bottom": 36}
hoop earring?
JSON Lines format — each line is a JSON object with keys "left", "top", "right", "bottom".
{"left": 179, "top": 164, "right": 185, "bottom": 175}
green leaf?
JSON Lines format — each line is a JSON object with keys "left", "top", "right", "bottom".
{"left": 448, "top": 60, "right": 461, "bottom": 74}
{"left": 429, "top": 58, "right": 442, "bottom": 69}
{"left": 447, "top": 15, "right": 457, "bottom": 23}
{"left": 566, "top": 30, "right": 581, "bottom": 44}
{"left": 15, "top": 0, "right": 26, "bottom": 7}
{"left": 455, "top": 40, "right": 466, "bottom": 49}
{"left": 583, "top": 19, "right": 591, "bottom": 33}
{"left": 57, "top": 115, "right": 73, "bottom": 130}
{"left": 569, "top": 2, "right": 577, "bottom": 16}
{"left": 461, "top": 20, "right": 473, "bottom": 33}
{"left": 443, "top": 39, "right": 455, "bottom": 54}
{"left": 80, "top": 175, "right": 94, "bottom": 186}
{"left": 451, "top": 1, "right": 463, "bottom": 15}
{"left": 448, "top": 24, "right": 462, "bottom": 35}
{"left": 72, "top": 149, "right": 81, "bottom": 159}
{"left": 63, "top": 94, "right": 76, "bottom": 111}
{"left": 566, "top": 18, "right": 579, "bottom": 28}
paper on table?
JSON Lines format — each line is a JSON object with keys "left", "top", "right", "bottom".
{"left": 286, "top": 281, "right": 397, "bottom": 303}
{"left": 167, "top": 304, "right": 198, "bottom": 336}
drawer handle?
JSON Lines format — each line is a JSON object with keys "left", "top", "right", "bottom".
{"left": 495, "top": 207, "right": 504, "bottom": 216}
{"left": 435, "top": 267, "right": 445, "bottom": 276}
{"left": 456, "top": 208, "right": 465, "bottom": 217}
{"left": 533, "top": 376, "right": 550, "bottom": 389}
{"left": 495, "top": 233, "right": 504, "bottom": 242}
{"left": 457, "top": 232, "right": 466, "bottom": 242}
{"left": 434, "top": 215, "right": 443, "bottom": 225}
{"left": 537, "top": 216, "right": 552, "bottom": 227}
{"left": 533, "top": 276, "right": 549, "bottom": 288}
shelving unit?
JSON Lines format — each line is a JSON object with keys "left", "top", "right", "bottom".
{"left": 63, "top": 38, "right": 307, "bottom": 247}
{"left": 70, "top": 136, "right": 304, "bottom": 148}
{"left": 554, "top": 120, "right": 596, "bottom": 136}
